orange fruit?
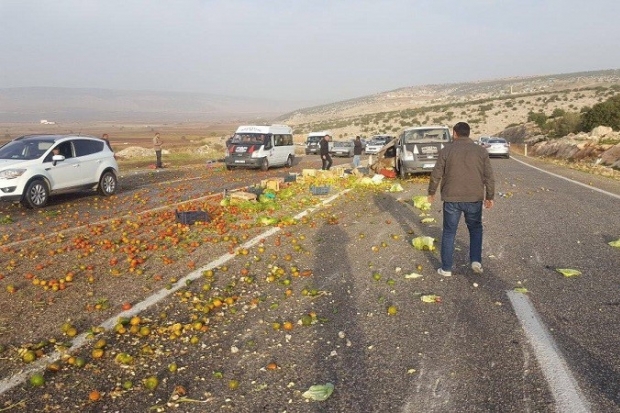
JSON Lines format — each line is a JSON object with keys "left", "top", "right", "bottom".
{"left": 266, "top": 362, "right": 278, "bottom": 370}
{"left": 143, "top": 376, "right": 159, "bottom": 391}
{"left": 91, "top": 348, "right": 104, "bottom": 359}
{"left": 88, "top": 390, "right": 101, "bottom": 401}
{"left": 93, "top": 339, "right": 107, "bottom": 349}
{"left": 22, "top": 350, "right": 37, "bottom": 363}
{"left": 282, "top": 321, "right": 294, "bottom": 331}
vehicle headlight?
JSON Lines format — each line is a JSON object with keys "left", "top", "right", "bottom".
{"left": 0, "top": 169, "right": 26, "bottom": 179}
{"left": 402, "top": 153, "right": 414, "bottom": 161}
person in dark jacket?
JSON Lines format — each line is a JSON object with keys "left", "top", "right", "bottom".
{"left": 319, "top": 134, "right": 332, "bottom": 170}
{"left": 427, "top": 122, "right": 495, "bottom": 277}
{"left": 353, "top": 136, "right": 363, "bottom": 168}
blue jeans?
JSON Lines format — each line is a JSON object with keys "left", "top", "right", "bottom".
{"left": 353, "top": 154, "right": 361, "bottom": 168}
{"left": 440, "top": 201, "right": 483, "bottom": 272}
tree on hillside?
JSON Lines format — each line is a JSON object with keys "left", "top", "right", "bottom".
{"left": 581, "top": 95, "right": 620, "bottom": 131}
{"left": 527, "top": 111, "right": 547, "bottom": 129}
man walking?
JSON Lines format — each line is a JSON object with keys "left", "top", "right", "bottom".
{"left": 153, "top": 132, "right": 163, "bottom": 168}
{"left": 353, "top": 135, "right": 363, "bottom": 168}
{"left": 427, "top": 122, "right": 495, "bottom": 276}
{"left": 319, "top": 134, "right": 332, "bottom": 170}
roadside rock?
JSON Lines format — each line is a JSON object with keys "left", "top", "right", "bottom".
{"left": 529, "top": 130, "right": 620, "bottom": 168}
{"left": 498, "top": 123, "right": 541, "bottom": 144}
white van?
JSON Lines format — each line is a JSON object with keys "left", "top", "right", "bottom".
{"left": 225, "top": 125, "right": 295, "bottom": 171}
{"left": 305, "top": 131, "right": 331, "bottom": 155}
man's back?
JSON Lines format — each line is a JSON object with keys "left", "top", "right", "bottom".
{"left": 429, "top": 138, "right": 494, "bottom": 203}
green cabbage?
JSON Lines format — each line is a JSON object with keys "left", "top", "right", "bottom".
{"left": 411, "top": 236, "right": 435, "bottom": 251}
{"left": 412, "top": 195, "right": 431, "bottom": 211}
{"left": 302, "top": 383, "right": 334, "bottom": 401}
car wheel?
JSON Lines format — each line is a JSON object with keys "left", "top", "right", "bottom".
{"left": 399, "top": 161, "right": 407, "bottom": 179}
{"left": 98, "top": 171, "right": 117, "bottom": 196}
{"left": 505, "top": 154, "right": 510, "bottom": 159}
{"left": 22, "top": 179, "right": 49, "bottom": 209}
{"left": 260, "top": 157, "right": 269, "bottom": 171}
{"left": 285, "top": 155, "right": 293, "bottom": 168}
{"left": 226, "top": 164, "right": 233, "bottom": 171}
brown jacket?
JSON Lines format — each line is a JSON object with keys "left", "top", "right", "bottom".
{"left": 428, "top": 138, "right": 494, "bottom": 202}
{"left": 153, "top": 134, "right": 162, "bottom": 151}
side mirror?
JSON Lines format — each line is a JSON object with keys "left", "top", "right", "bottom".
{"left": 52, "top": 154, "right": 65, "bottom": 166}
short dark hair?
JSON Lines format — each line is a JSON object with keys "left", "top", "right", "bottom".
{"left": 453, "top": 122, "right": 470, "bottom": 138}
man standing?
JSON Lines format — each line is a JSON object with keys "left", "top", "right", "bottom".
{"left": 427, "top": 122, "right": 495, "bottom": 277}
{"left": 153, "top": 132, "right": 163, "bottom": 168}
{"left": 319, "top": 134, "right": 332, "bottom": 170}
{"left": 102, "top": 133, "right": 113, "bottom": 152}
{"left": 353, "top": 135, "right": 363, "bottom": 168}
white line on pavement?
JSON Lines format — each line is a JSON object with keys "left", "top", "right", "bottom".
{"left": 512, "top": 157, "right": 620, "bottom": 200}
{"left": 507, "top": 291, "right": 590, "bottom": 413}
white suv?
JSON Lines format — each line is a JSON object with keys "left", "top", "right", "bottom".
{"left": 0, "top": 134, "right": 119, "bottom": 208}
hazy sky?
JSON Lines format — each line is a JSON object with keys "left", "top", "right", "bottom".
{"left": 1, "top": 0, "right": 619, "bottom": 104}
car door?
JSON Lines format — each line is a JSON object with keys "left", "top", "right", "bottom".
{"left": 73, "top": 139, "right": 105, "bottom": 185}
{"left": 43, "top": 141, "right": 82, "bottom": 190}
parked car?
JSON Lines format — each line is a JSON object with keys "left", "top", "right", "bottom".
{"left": 365, "top": 135, "right": 394, "bottom": 154}
{"left": 304, "top": 131, "right": 330, "bottom": 155}
{"left": 0, "top": 134, "right": 119, "bottom": 208}
{"left": 483, "top": 137, "right": 510, "bottom": 158}
{"left": 329, "top": 140, "right": 355, "bottom": 157}
{"left": 476, "top": 136, "right": 490, "bottom": 146}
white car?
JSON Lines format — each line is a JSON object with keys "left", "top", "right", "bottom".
{"left": 329, "top": 140, "right": 355, "bottom": 157}
{"left": 365, "top": 135, "right": 394, "bottom": 154}
{"left": 0, "top": 134, "right": 119, "bottom": 208}
{"left": 483, "top": 137, "right": 510, "bottom": 159}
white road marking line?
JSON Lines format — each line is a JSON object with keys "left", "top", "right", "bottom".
{"left": 512, "top": 157, "right": 620, "bottom": 200}
{"left": 507, "top": 291, "right": 590, "bottom": 413}
{"left": 0, "top": 188, "right": 349, "bottom": 396}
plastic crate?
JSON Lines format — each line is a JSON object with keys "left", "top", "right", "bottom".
{"left": 310, "top": 185, "right": 331, "bottom": 195}
{"left": 284, "top": 174, "right": 297, "bottom": 183}
{"left": 175, "top": 210, "right": 210, "bottom": 225}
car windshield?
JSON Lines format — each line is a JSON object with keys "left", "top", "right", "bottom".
{"left": 307, "top": 136, "right": 322, "bottom": 143}
{"left": 231, "top": 133, "right": 269, "bottom": 145}
{"left": 489, "top": 138, "right": 506, "bottom": 144}
{"left": 368, "top": 137, "right": 388, "bottom": 145}
{"left": 403, "top": 128, "right": 450, "bottom": 143}
{"left": 333, "top": 141, "right": 352, "bottom": 147}
{"left": 0, "top": 139, "right": 53, "bottom": 160}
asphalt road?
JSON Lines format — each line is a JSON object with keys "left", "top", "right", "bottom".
{"left": 1, "top": 153, "right": 619, "bottom": 412}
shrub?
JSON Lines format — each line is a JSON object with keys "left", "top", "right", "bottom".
{"left": 527, "top": 111, "right": 548, "bottom": 129}
{"left": 581, "top": 95, "right": 620, "bottom": 131}
{"left": 543, "top": 112, "right": 582, "bottom": 138}
{"left": 551, "top": 108, "right": 566, "bottom": 118}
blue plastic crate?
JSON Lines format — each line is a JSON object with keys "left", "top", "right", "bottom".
{"left": 175, "top": 210, "right": 210, "bottom": 225}
{"left": 310, "top": 185, "right": 330, "bottom": 195}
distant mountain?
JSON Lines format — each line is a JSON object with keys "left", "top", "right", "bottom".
{"left": 277, "top": 69, "right": 620, "bottom": 123}
{"left": 0, "top": 87, "right": 315, "bottom": 123}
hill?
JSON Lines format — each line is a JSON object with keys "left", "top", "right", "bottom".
{"left": 278, "top": 69, "right": 620, "bottom": 138}
{"left": 0, "top": 87, "right": 314, "bottom": 123}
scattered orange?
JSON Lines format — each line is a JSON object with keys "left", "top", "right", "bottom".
{"left": 88, "top": 390, "right": 101, "bottom": 401}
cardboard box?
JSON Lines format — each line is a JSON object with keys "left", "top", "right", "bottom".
{"left": 230, "top": 191, "right": 257, "bottom": 202}
{"left": 260, "top": 178, "right": 282, "bottom": 191}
